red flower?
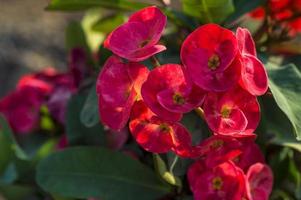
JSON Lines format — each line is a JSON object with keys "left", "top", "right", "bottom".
{"left": 249, "top": 0, "right": 301, "bottom": 36}
{"left": 188, "top": 160, "right": 246, "bottom": 200}
{"left": 17, "top": 68, "right": 76, "bottom": 124}
{"left": 234, "top": 142, "right": 265, "bottom": 172}
{"left": 0, "top": 87, "right": 44, "bottom": 134}
{"left": 129, "top": 101, "right": 201, "bottom": 157}
{"left": 96, "top": 56, "right": 149, "bottom": 130}
{"left": 181, "top": 24, "right": 240, "bottom": 92}
{"left": 104, "top": 6, "right": 166, "bottom": 62}
{"left": 236, "top": 28, "right": 268, "bottom": 96}
{"left": 246, "top": 163, "right": 273, "bottom": 200}
{"left": 141, "top": 64, "right": 205, "bottom": 121}
{"left": 203, "top": 86, "right": 260, "bottom": 137}
{"left": 198, "top": 135, "right": 243, "bottom": 167}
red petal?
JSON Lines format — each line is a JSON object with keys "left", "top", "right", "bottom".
{"left": 240, "top": 55, "right": 268, "bottom": 96}
{"left": 247, "top": 163, "right": 273, "bottom": 200}
{"left": 236, "top": 28, "right": 257, "bottom": 56}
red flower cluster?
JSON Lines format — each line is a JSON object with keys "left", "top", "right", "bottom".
{"left": 250, "top": 0, "right": 301, "bottom": 35}
{"left": 188, "top": 136, "right": 273, "bottom": 200}
{"left": 96, "top": 6, "right": 273, "bottom": 199}
{"left": 0, "top": 48, "right": 86, "bottom": 134}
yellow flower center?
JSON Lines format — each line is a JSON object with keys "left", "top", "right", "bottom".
{"left": 172, "top": 93, "right": 185, "bottom": 105}
{"left": 212, "top": 177, "right": 223, "bottom": 190}
{"left": 208, "top": 54, "right": 220, "bottom": 70}
{"left": 159, "top": 123, "right": 171, "bottom": 132}
{"left": 221, "top": 106, "right": 231, "bottom": 118}
{"left": 211, "top": 140, "right": 224, "bottom": 149}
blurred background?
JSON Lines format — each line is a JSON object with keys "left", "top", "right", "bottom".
{"left": 0, "top": 0, "right": 81, "bottom": 97}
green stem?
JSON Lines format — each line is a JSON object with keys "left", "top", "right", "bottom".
{"left": 169, "top": 155, "right": 179, "bottom": 175}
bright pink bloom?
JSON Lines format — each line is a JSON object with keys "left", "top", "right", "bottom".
{"left": 0, "top": 87, "right": 44, "bottom": 134}
{"left": 203, "top": 86, "right": 260, "bottom": 137}
{"left": 104, "top": 6, "right": 166, "bottom": 62}
{"left": 141, "top": 64, "right": 205, "bottom": 121}
{"left": 236, "top": 28, "right": 268, "bottom": 96}
{"left": 96, "top": 56, "right": 149, "bottom": 130}
{"left": 188, "top": 160, "right": 246, "bottom": 200}
{"left": 129, "top": 100, "right": 201, "bottom": 157}
{"left": 181, "top": 24, "right": 240, "bottom": 92}
{"left": 246, "top": 163, "right": 273, "bottom": 200}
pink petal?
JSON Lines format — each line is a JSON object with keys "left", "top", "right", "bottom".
{"left": 141, "top": 64, "right": 184, "bottom": 121}
{"left": 129, "top": 101, "right": 173, "bottom": 153}
{"left": 184, "top": 55, "right": 241, "bottom": 92}
{"left": 96, "top": 56, "right": 148, "bottom": 130}
{"left": 240, "top": 55, "right": 268, "bottom": 96}
{"left": 129, "top": 6, "right": 167, "bottom": 44}
{"left": 236, "top": 28, "right": 257, "bottom": 56}
{"left": 246, "top": 163, "right": 273, "bottom": 200}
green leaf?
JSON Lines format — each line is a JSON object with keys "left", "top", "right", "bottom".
{"left": 0, "top": 184, "right": 35, "bottom": 200}
{"left": 225, "top": 0, "right": 266, "bottom": 23}
{"left": 181, "top": 0, "right": 235, "bottom": 23}
{"left": 66, "top": 94, "right": 105, "bottom": 145}
{"left": 65, "top": 21, "right": 90, "bottom": 52}
{"left": 80, "top": 84, "right": 99, "bottom": 128}
{"left": 81, "top": 9, "right": 105, "bottom": 52}
{"left": 92, "top": 13, "right": 125, "bottom": 33}
{"left": 46, "top": 0, "right": 150, "bottom": 11}
{"left": 259, "top": 87, "right": 301, "bottom": 152}
{"left": 0, "top": 115, "right": 28, "bottom": 174}
{"left": 267, "top": 63, "right": 301, "bottom": 141}
{"left": 36, "top": 147, "right": 171, "bottom": 199}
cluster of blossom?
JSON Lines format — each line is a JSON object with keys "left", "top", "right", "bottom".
{"left": 250, "top": 0, "right": 301, "bottom": 36}
{"left": 0, "top": 48, "right": 87, "bottom": 134}
{"left": 96, "top": 6, "right": 273, "bottom": 200}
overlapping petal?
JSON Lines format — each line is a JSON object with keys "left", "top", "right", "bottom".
{"left": 188, "top": 160, "right": 246, "bottom": 200}
{"left": 236, "top": 28, "right": 268, "bottom": 96}
{"left": 181, "top": 24, "right": 239, "bottom": 91}
{"left": 129, "top": 100, "right": 202, "bottom": 157}
{"left": 141, "top": 64, "right": 205, "bottom": 121}
{"left": 97, "top": 56, "right": 149, "bottom": 130}
{"left": 203, "top": 87, "right": 260, "bottom": 136}
{"left": 104, "top": 6, "right": 166, "bottom": 62}
{"left": 246, "top": 163, "right": 273, "bottom": 200}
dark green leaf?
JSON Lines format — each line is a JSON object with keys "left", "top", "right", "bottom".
{"left": 66, "top": 94, "right": 105, "bottom": 145}
{"left": 0, "top": 115, "right": 28, "bottom": 174}
{"left": 0, "top": 163, "right": 18, "bottom": 184}
{"left": 260, "top": 92, "right": 301, "bottom": 152}
{"left": 225, "top": 0, "right": 266, "bottom": 24}
{"left": 0, "top": 184, "right": 35, "bottom": 200}
{"left": 181, "top": 0, "right": 235, "bottom": 24}
{"left": 267, "top": 63, "right": 301, "bottom": 141}
{"left": 46, "top": 0, "right": 150, "bottom": 11}
{"left": 80, "top": 85, "right": 100, "bottom": 128}
{"left": 36, "top": 147, "right": 171, "bottom": 199}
